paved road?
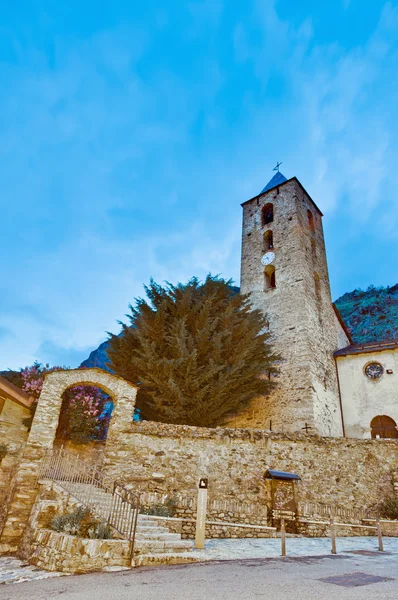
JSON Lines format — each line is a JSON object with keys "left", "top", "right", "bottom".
{"left": 0, "top": 552, "right": 397, "bottom": 600}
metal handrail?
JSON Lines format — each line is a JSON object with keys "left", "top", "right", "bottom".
{"left": 39, "top": 447, "right": 140, "bottom": 559}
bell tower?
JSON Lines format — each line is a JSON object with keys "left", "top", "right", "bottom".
{"left": 236, "top": 171, "right": 350, "bottom": 436}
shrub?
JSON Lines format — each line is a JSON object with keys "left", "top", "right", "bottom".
{"left": 51, "top": 506, "right": 113, "bottom": 539}
{"left": 140, "top": 496, "right": 177, "bottom": 517}
{"left": 379, "top": 495, "right": 398, "bottom": 520}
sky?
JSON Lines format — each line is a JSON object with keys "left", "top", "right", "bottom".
{"left": 1, "top": 0, "right": 398, "bottom": 371}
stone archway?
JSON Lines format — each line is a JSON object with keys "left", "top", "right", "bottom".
{"left": 28, "top": 368, "right": 138, "bottom": 451}
{"left": 0, "top": 369, "right": 138, "bottom": 555}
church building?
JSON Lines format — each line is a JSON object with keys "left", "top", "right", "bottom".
{"left": 232, "top": 171, "right": 398, "bottom": 439}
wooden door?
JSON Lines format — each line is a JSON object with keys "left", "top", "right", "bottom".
{"left": 371, "top": 415, "right": 398, "bottom": 439}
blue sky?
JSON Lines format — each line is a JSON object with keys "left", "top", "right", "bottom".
{"left": 1, "top": 0, "right": 397, "bottom": 370}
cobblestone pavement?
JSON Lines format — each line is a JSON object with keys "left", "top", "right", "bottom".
{"left": 0, "top": 557, "right": 64, "bottom": 585}
{"left": 188, "top": 535, "right": 398, "bottom": 561}
{"left": 1, "top": 537, "right": 398, "bottom": 585}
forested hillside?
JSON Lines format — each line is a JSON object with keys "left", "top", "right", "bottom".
{"left": 334, "top": 284, "right": 398, "bottom": 344}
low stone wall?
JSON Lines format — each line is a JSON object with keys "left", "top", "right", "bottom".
{"left": 296, "top": 520, "right": 377, "bottom": 538}
{"left": 146, "top": 516, "right": 275, "bottom": 539}
{"left": 362, "top": 520, "right": 398, "bottom": 537}
{"left": 103, "top": 421, "right": 398, "bottom": 515}
{"left": 31, "top": 529, "right": 130, "bottom": 573}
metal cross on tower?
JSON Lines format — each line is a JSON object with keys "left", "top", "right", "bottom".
{"left": 273, "top": 161, "right": 282, "bottom": 172}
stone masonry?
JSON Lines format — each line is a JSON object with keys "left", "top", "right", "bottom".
{"left": 103, "top": 421, "right": 398, "bottom": 514}
{"left": 232, "top": 177, "right": 350, "bottom": 435}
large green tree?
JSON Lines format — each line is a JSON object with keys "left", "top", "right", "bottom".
{"left": 107, "top": 275, "right": 279, "bottom": 427}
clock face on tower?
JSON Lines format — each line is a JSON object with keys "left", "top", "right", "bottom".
{"left": 261, "top": 252, "right": 275, "bottom": 267}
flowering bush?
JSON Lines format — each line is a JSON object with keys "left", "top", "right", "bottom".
{"left": 19, "top": 362, "right": 112, "bottom": 442}
{"left": 57, "top": 385, "right": 112, "bottom": 442}
{"left": 20, "top": 361, "right": 65, "bottom": 399}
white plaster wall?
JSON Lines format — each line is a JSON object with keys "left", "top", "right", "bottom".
{"left": 336, "top": 349, "right": 398, "bottom": 438}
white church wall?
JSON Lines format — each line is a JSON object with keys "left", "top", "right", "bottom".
{"left": 336, "top": 348, "right": 398, "bottom": 438}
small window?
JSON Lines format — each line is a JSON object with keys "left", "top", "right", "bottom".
{"left": 307, "top": 209, "right": 315, "bottom": 232}
{"left": 263, "top": 230, "right": 273, "bottom": 251}
{"left": 365, "top": 363, "right": 384, "bottom": 379}
{"left": 264, "top": 265, "right": 276, "bottom": 291}
{"left": 314, "top": 272, "right": 321, "bottom": 304}
{"left": 370, "top": 415, "right": 398, "bottom": 439}
{"left": 262, "top": 203, "right": 274, "bottom": 226}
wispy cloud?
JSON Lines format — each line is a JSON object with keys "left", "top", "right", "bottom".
{"left": 0, "top": 1, "right": 397, "bottom": 369}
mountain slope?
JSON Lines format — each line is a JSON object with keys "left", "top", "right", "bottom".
{"left": 80, "top": 339, "right": 113, "bottom": 372}
{"left": 334, "top": 284, "right": 398, "bottom": 344}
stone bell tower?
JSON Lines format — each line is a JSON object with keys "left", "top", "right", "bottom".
{"left": 235, "top": 171, "right": 350, "bottom": 436}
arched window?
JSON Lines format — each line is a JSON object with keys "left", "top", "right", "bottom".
{"left": 311, "top": 238, "right": 316, "bottom": 261}
{"left": 263, "top": 230, "right": 273, "bottom": 251}
{"left": 262, "top": 203, "right": 274, "bottom": 226}
{"left": 264, "top": 265, "right": 276, "bottom": 291}
{"left": 370, "top": 415, "right": 398, "bottom": 439}
{"left": 307, "top": 209, "right": 315, "bottom": 232}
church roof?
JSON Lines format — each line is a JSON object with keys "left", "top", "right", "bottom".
{"left": 241, "top": 175, "right": 324, "bottom": 216}
{"left": 260, "top": 171, "right": 287, "bottom": 194}
{"left": 334, "top": 339, "right": 398, "bottom": 357}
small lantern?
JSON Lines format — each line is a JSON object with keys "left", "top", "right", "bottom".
{"left": 199, "top": 478, "right": 208, "bottom": 489}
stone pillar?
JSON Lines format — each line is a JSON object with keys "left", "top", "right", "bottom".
{"left": 0, "top": 443, "right": 45, "bottom": 555}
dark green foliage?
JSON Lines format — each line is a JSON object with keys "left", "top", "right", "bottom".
{"left": 0, "top": 370, "right": 23, "bottom": 388}
{"left": 0, "top": 444, "right": 7, "bottom": 462}
{"left": 140, "top": 497, "right": 178, "bottom": 517}
{"left": 379, "top": 494, "right": 398, "bottom": 520}
{"left": 335, "top": 284, "right": 398, "bottom": 343}
{"left": 107, "top": 275, "right": 279, "bottom": 426}
{"left": 51, "top": 506, "right": 113, "bottom": 539}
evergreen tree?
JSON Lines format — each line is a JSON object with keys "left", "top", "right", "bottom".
{"left": 107, "top": 275, "right": 279, "bottom": 427}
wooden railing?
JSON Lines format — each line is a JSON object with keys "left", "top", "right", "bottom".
{"left": 298, "top": 501, "right": 378, "bottom": 523}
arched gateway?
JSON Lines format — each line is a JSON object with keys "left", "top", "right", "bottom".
{"left": 0, "top": 369, "right": 138, "bottom": 555}
{"left": 28, "top": 368, "right": 138, "bottom": 450}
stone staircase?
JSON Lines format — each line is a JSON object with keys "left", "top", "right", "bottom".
{"left": 41, "top": 479, "right": 194, "bottom": 567}
{"left": 133, "top": 515, "right": 195, "bottom": 566}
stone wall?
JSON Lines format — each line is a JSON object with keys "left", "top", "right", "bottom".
{"left": 31, "top": 530, "right": 130, "bottom": 573}
{"left": 146, "top": 516, "right": 275, "bottom": 539}
{"left": 59, "top": 440, "right": 105, "bottom": 467}
{"left": 103, "top": 421, "right": 398, "bottom": 515}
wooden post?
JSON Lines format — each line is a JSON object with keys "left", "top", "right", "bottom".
{"left": 376, "top": 518, "right": 384, "bottom": 552}
{"left": 281, "top": 517, "right": 286, "bottom": 556}
{"left": 195, "top": 478, "right": 208, "bottom": 549}
{"left": 330, "top": 516, "right": 337, "bottom": 554}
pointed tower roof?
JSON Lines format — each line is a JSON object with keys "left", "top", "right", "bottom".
{"left": 260, "top": 171, "right": 287, "bottom": 194}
